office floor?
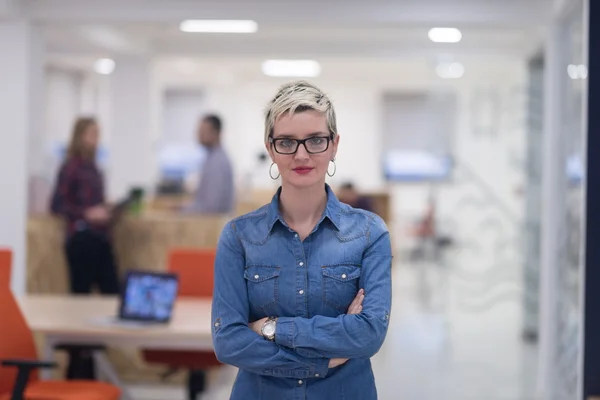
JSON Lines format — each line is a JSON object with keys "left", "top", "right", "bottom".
{"left": 128, "top": 247, "right": 540, "bottom": 400}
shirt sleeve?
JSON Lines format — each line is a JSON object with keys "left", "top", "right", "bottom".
{"left": 211, "top": 222, "right": 330, "bottom": 379}
{"left": 275, "top": 215, "right": 392, "bottom": 359}
{"left": 200, "top": 158, "right": 234, "bottom": 213}
{"left": 55, "top": 162, "right": 86, "bottom": 220}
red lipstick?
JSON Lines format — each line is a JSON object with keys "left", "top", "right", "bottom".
{"left": 293, "top": 167, "right": 313, "bottom": 175}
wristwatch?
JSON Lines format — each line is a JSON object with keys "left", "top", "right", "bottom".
{"left": 261, "top": 317, "right": 277, "bottom": 341}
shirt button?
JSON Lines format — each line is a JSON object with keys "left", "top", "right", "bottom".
{"left": 299, "top": 290, "right": 304, "bottom": 295}
{"left": 315, "top": 373, "right": 320, "bottom": 377}
{"left": 294, "top": 233, "right": 298, "bottom": 238}
{"left": 298, "top": 380, "right": 303, "bottom": 385}
{"left": 214, "top": 321, "right": 220, "bottom": 327}
{"left": 254, "top": 274, "right": 259, "bottom": 279}
{"left": 299, "top": 262, "right": 304, "bottom": 266}
{"left": 341, "top": 273, "right": 347, "bottom": 279}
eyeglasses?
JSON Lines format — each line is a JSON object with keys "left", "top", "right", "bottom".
{"left": 269, "top": 135, "right": 333, "bottom": 155}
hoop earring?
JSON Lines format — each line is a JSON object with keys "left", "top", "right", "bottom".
{"left": 327, "top": 159, "right": 337, "bottom": 177}
{"left": 269, "top": 162, "right": 280, "bottom": 180}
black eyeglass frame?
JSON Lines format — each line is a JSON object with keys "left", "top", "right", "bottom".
{"left": 268, "top": 134, "right": 334, "bottom": 155}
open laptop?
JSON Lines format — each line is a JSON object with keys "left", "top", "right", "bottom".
{"left": 116, "top": 270, "right": 179, "bottom": 325}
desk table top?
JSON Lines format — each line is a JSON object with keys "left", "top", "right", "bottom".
{"left": 17, "top": 294, "right": 213, "bottom": 341}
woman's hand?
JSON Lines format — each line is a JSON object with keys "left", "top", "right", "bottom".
{"left": 347, "top": 289, "right": 365, "bottom": 315}
{"left": 249, "top": 317, "right": 268, "bottom": 335}
{"left": 84, "top": 205, "right": 111, "bottom": 224}
{"left": 328, "top": 358, "right": 349, "bottom": 368}
{"left": 249, "top": 290, "right": 365, "bottom": 367}
{"left": 329, "top": 289, "right": 366, "bottom": 368}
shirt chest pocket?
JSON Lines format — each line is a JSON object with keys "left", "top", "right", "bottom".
{"left": 244, "top": 265, "right": 280, "bottom": 311}
{"left": 322, "top": 265, "right": 361, "bottom": 313}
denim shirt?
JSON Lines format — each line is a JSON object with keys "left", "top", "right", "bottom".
{"left": 211, "top": 185, "right": 392, "bottom": 400}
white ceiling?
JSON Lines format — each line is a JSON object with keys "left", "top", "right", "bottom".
{"left": 26, "top": 0, "right": 551, "bottom": 68}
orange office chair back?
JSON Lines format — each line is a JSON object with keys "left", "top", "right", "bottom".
{"left": 142, "top": 248, "right": 219, "bottom": 369}
{"left": 0, "top": 249, "right": 12, "bottom": 289}
{"left": 168, "top": 249, "right": 216, "bottom": 298}
{"left": 0, "top": 252, "right": 39, "bottom": 394}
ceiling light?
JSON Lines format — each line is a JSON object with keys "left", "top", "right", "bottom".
{"left": 568, "top": 64, "right": 588, "bottom": 79}
{"left": 261, "top": 60, "right": 321, "bottom": 77}
{"left": 428, "top": 27, "right": 462, "bottom": 43}
{"left": 568, "top": 64, "right": 578, "bottom": 79}
{"left": 179, "top": 20, "right": 258, "bottom": 33}
{"left": 579, "top": 64, "right": 589, "bottom": 79}
{"left": 94, "top": 58, "right": 115, "bottom": 75}
{"left": 436, "top": 62, "right": 464, "bottom": 79}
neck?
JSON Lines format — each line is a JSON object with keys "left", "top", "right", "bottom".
{"left": 279, "top": 182, "right": 327, "bottom": 226}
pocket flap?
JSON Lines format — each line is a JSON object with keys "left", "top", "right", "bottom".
{"left": 244, "top": 266, "right": 280, "bottom": 283}
{"left": 321, "top": 265, "right": 361, "bottom": 281}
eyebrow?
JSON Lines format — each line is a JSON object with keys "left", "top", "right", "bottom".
{"left": 274, "top": 131, "right": 328, "bottom": 139}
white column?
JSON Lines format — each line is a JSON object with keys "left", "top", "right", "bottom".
{"left": 0, "top": 19, "right": 45, "bottom": 295}
{"left": 537, "top": 20, "right": 565, "bottom": 399}
{"left": 107, "top": 57, "right": 157, "bottom": 200}
{"left": 577, "top": 2, "right": 589, "bottom": 398}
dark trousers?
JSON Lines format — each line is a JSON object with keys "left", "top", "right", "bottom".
{"left": 64, "top": 230, "right": 120, "bottom": 380}
{"left": 66, "top": 230, "right": 119, "bottom": 294}
{"left": 188, "top": 369, "right": 207, "bottom": 400}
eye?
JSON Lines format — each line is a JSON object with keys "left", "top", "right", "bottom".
{"left": 279, "top": 139, "right": 295, "bottom": 148}
{"left": 308, "top": 137, "right": 324, "bottom": 145}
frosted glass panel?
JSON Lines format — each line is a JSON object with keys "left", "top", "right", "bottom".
{"left": 381, "top": 91, "right": 456, "bottom": 181}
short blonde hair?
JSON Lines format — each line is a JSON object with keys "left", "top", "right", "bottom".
{"left": 264, "top": 80, "right": 337, "bottom": 144}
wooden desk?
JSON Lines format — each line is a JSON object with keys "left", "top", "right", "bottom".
{"left": 18, "top": 295, "right": 213, "bottom": 349}
{"left": 18, "top": 295, "right": 214, "bottom": 399}
{"left": 26, "top": 213, "right": 228, "bottom": 294}
{"left": 26, "top": 212, "right": 227, "bottom": 384}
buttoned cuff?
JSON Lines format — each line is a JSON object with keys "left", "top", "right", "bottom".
{"left": 312, "top": 357, "right": 329, "bottom": 379}
{"left": 275, "top": 317, "right": 296, "bottom": 348}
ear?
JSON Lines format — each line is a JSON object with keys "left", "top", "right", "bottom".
{"left": 265, "top": 141, "right": 275, "bottom": 163}
{"left": 331, "top": 134, "right": 340, "bottom": 160}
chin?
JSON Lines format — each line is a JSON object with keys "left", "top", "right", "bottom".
{"left": 284, "top": 174, "right": 324, "bottom": 189}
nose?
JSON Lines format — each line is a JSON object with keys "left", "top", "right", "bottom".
{"left": 294, "top": 143, "right": 310, "bottom": 160}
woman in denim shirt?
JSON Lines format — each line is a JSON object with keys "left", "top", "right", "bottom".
{"left": 212, "top": 81, "right": 392, "bottom": 399}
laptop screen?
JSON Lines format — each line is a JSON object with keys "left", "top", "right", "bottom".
{"left": 119, "top": 270, "right": 179, "bottom": 323}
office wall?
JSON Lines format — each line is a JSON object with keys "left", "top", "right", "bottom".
{"left": 44, "top": 57, "right": 527, "bottom": 230}
{"left": 28, "top": 68, "right": 83, "bottom": 215}
{"left": 37, "top": 68, "right": 111, "bottom": 210}
{"left": 45, "top": 68, "right": 82, "bottom": 146}
{"left": 150, "top": 58, "right": 528, "bottom": 268}
{"left": 153, "top": 58, "right": 525, "bottom": 192}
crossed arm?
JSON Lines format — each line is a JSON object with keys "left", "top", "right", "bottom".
{"left": 248, "top": 289, "right": 366, "bottom": 367}
{"left": 211, "top": 218, "right": 392, "bottom": 378}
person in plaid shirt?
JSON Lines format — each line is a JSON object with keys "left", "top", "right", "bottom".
{"left": 50, "top": 116, "right": 119, "bottom": 380}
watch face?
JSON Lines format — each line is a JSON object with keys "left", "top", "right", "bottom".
{"left": 263, "top": 322, "right": 276, "bottom": 336}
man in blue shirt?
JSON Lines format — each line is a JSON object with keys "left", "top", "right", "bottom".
{"left": 183, "top": 114, "right": 234, "bottom": 214}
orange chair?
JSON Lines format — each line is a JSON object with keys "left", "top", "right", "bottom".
{"left": 142, "top": 248, "right": 220, "bottom": 400}
{"left": 0, "top": 249, "right": 11, "bottom": 289}
{"left": 0, "top": 250, "right": 120, "bottom": 400}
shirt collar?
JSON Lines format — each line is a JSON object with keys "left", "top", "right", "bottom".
{"left": 267, "top": 184, "right": 342, "bottom": 233}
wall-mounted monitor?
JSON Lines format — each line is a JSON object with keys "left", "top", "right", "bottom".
{"left": 383, "top": 150, "right": 453, "bottom": 182}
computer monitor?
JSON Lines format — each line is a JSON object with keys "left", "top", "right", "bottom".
{"left": 118, "top": 270, "right": 179, "bottom": 324}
